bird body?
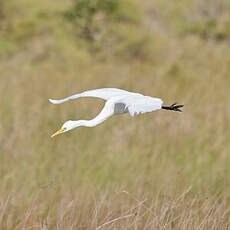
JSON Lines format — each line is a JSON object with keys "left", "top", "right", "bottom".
{"left": 49, "top": 88, "right": 183, "bottom": 137}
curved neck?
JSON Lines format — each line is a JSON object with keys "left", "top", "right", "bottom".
{"left": 72, "top": 101, "right": 114, "bottom": 129}
{"left": 73, "top": 118, "right": 106, "bottom": 128}
{"left": 72, "top": 114, "right": 110, "bottom": 128}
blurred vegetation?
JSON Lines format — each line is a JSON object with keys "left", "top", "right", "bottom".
{"left": 64, "top": 0, "right": 147, "bottom": 58}
{"left": 0, "top": 0, "right": 230, "bottom": 228}
{"left": 67, "top": 0, "right": 121, "bottom": 40}
{"left": 182, "top": 0, "right": 230, "bottom": 41}
{"left": 0, "top": 0, "right": 5, "bottom": 22}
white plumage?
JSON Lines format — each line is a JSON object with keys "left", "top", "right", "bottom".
{"left": 49, "top": 88, "right": 183, "bottom": 137}
{"left": 49, "top": 88, "right": 130, "bottom": 104}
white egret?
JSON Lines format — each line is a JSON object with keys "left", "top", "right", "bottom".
{"left": 49, "top": 88, "right": 183, "bottom": 137}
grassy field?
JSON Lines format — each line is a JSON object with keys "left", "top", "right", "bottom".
{"left": 0, "top": 0, "right": 230, "bottom": 229}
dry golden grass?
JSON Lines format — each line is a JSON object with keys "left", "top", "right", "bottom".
{"left": 0, "top": 0, "right": 230, "bottom": 229}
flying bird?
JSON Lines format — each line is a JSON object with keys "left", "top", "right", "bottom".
{"left": 49, "top": 88, "right": 183, "bottom": 137}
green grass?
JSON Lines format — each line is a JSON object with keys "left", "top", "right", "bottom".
{"left": 0, "top": 0, "right": 230, "bottom": 229}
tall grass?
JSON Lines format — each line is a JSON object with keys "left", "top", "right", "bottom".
{"left": 0, "top": 0, "right": 230, "bottom": 229}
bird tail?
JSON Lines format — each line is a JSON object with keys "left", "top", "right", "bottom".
{"left": 162, "top": 103, "right": 184, "bottom": 112}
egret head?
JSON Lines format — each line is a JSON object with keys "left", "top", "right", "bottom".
{"left": 51, "top": 120, "right": 81, "bottom": 138}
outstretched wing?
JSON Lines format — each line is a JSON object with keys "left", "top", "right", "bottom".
{"left": 118, "top": 95, "right": 163, "bottom": 116}
{"left": 49, "top": 88, "right": 130, "bottom": 105}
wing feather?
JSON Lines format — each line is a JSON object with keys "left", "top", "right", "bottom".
{"left": 49, "top": 88, "right": 130, "bottom": 105}
{"left": 118, "top": 95, "right": 163, "bottom": 116}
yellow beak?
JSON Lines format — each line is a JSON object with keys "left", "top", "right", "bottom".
{"left": 51, "top": 128, "right": 65, "bottom": 138}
